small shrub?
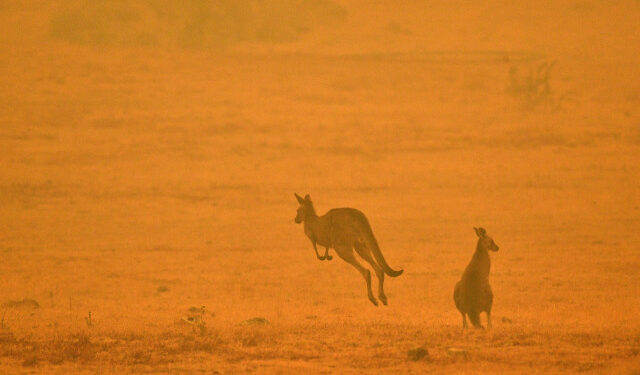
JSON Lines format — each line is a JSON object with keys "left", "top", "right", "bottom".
{"left": 127, "top": 349, "right": 152, "bottom": 365}
{"left": 21, "top": 355, "right": 38, "bottom": 367}
{"left": 181, "top": 305, "right": 208, "bottom": 335}
{"left": 84, "top": 311, "right": 93, "bottom": 327}
{"left": 507, "top": 60, "right": 562, "bottom": 110}
{"left": 407, "top": 346, "right": 429, "bottom": 361}
{"left": 60, "top": 333, "right": 93, "bottom": 362}
{"left": 175, "top": 332, "right": 224, "bottom": 353}
{"left": 232, "top": 325, "right": 275, "bottom": 348}
{"left": 157, "top": 285, "right": 169, "bottom": 293}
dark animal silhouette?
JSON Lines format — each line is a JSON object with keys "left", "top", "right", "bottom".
{"left": 454, "top": 227, "right": 499, "bottom": 328}
{"left": 294, "top": 193, "right": 403, "bottom": 306}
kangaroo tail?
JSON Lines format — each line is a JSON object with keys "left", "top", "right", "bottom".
{"left": 359, "top": 214, "right": 403, "bottom": 277}
{"left": 467, "top": 311, "right": 483, "bottom": 329}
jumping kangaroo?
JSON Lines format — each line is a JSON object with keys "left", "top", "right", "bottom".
{"left": 294, "top": 193, "right": 403, "bottom": 306}
{"left": 454, "top": 227, "right": 499, "bottom": 328}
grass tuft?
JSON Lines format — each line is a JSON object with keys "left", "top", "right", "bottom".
{"left": 506, "top": 60, "right": 564, "bottom": 110}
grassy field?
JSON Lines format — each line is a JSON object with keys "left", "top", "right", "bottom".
{"left": 1, "top": 1, "right": 640, "bottom": 373}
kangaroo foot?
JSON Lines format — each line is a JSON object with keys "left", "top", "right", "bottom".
{"left": 379, "top": 294, "right": 388, "bottom": 306}
{"left": 323, "top": 248, "right": 332, "bottom": 261}
{"left": 368, "top": 294, "right": 379, "bottom": 306}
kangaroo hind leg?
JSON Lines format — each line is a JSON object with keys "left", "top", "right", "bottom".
{"left": 334, "top": 244, "right": 378, "bottom": 306}
{"left": 323, "top": 247, "right": 333, "bottom": 261}
{"left": 485, "top": 285, "right": 494, "bottom": 328}
{"left": 354, "top": 241, "right": 387, "bottom": 305}
{"left": 461, "top": 311, "right": 468, "bottom": 329}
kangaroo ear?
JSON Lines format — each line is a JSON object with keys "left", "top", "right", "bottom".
{"left": 295, "top": 193, "right": 304, "bottom": 204}
{"left": 474, "top": 227, "right": 482, "bottom": 237}
{"left": 304, "top": 194, "right": 311, "bottom": 202}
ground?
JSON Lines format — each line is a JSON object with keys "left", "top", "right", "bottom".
{"left": 1, "top": 1, "right": 640, "bottom": 374}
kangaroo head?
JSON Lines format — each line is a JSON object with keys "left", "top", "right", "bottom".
{"left": 294, "top": 193, "right": 313, "bottom": 223}
{"left": 474, "top": 227, "right": 499, "bottom": 252}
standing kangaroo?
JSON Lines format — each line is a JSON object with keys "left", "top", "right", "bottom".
{"left": 294, "top": 193, "right": 403, "bottom": 306}
{"left": 454, "top": 227, "right": 499, "bottom": 329}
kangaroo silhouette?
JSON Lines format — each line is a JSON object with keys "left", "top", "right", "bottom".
{"left": 454, "top": 227, "right": 499, "bottom": 328}
{"left": 294, "top": 193, "right": 403, "bottom": 306}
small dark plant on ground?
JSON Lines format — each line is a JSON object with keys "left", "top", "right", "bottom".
{"left": 507, "top": 60, "right": 563, "bottom": 110}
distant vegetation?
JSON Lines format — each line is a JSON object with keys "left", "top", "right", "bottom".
{"left": 50, "top": 0, "right": 347, "bottom": 48}
{"left": 506, "top": 61, "right": 563, "bottom": 110}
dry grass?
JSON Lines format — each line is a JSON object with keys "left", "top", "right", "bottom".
{"left": 1, "top": 0, "right": 640, "bottom": 373}
{"left": 5, "top": 324, "right": 636, "bottom": 373}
